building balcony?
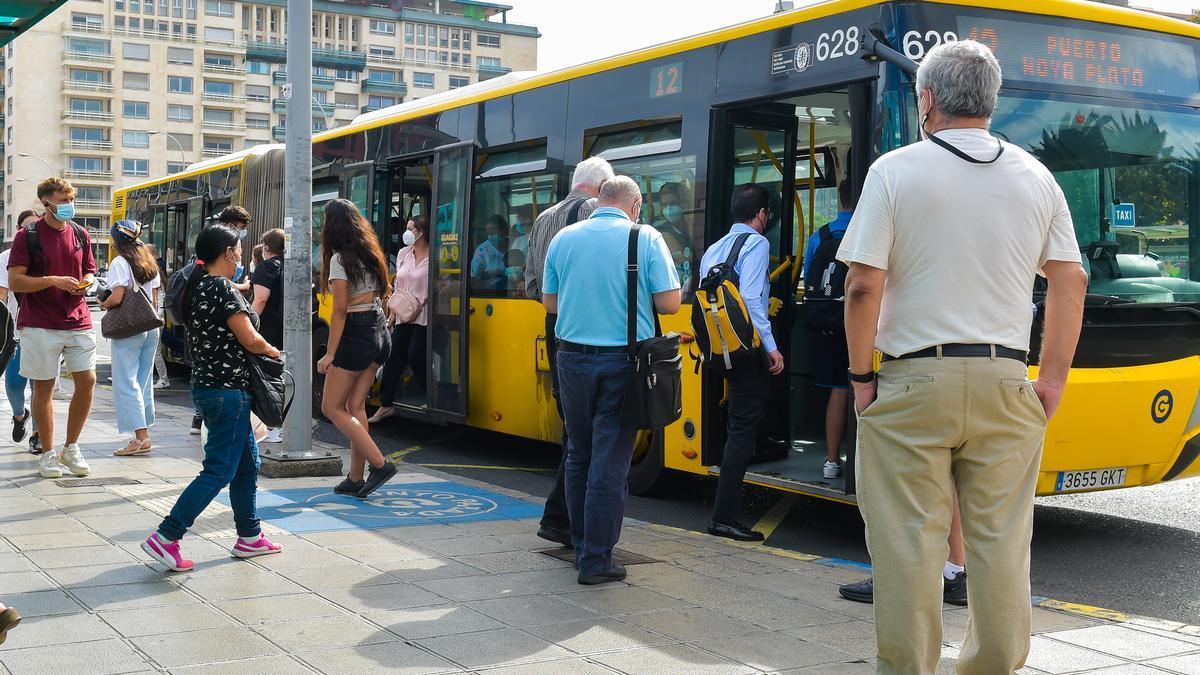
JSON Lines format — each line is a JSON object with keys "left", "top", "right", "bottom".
{"left": 272, "top": 126, "right": 286, "bottom": 141}
{"left": 271, "top": 71, "right": 335, "bottom": 90}
{"left": 245, "top": 41, "right": 287, "bottom": 64}
{"left": 201, "top": 92, "right": 247, "bottom": 107}
{"left": 272, "top": 98, "right": 334, "bottom": 115}
{"left": 64, "top": 51, "right": 115, "bottom": 67}
{"left": 360, "top": 105, "right": 384, "bottom": 114}
{"left": 202, "top": 120, "right": 247, "bottom": 132}
{"left": 75, "top": 199, "right": 108, "bottom": 213}
{"left": 202, "top": 148, "right": 232, "bottom": 158}
{"left": 65, "top": 22, "right": 106, "bottom": 37}
{"left": 202, "top": 63, "right": 246, "bottom": 78}
{"left": 63, "top": 139, "right": 114, "bottom": 153}
{"left": 62, "top": 169, "right": 113, "bottom": 182}
{"left": 64, "top": 79, "right": 114, "bottom": 94}
{"left": 478, "top": 63, "right": 512, "bottom": 81}
{"left": 63, "top": 110, "right": 115, "bottom": 124}
{"left": 314, "top": 47, "right": 366, "bottom": 71}
{"left": 362, "top": 79, "right": 408, "bottom": 95}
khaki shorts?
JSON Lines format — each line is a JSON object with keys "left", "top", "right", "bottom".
{"left": 19, "top": 327, "right": 96, "bottom": 381}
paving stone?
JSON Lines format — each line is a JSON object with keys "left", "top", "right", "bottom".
{"left": 591, "top": 643, "right": 757, "bottom": 675}
{"left": 0, "top": 637, "right": 152, "bottom": 674}
{"left": 169, "top": 655, "right": 317, "bottom": 675}
{"left": 5, "top": 530, "right": 110, "bottom": 551}
{"left": 72, "top": 581, "right": 198, "bottom": 611}
{"left": 418, "top": 535, "right": 523, "bottom": 556}
{"left": 0, "top": 516, "right": 88, "bottom": 537}
{"left": 453, "top": 550, "right": 571, "bottom": 574}
{"left": 0, "top": 589, "right": 84, "bottom": 617}
{"left": 134, "top": 626, "right": 282, "bottom": 668}
{"left": 100, "top": 602, "right": 239, "bottom": 637}
{"left": 416, "top": 574, "right": 541, "bottom": 603}
{"left": 366, "top": 604, "right": 505, "bottom": 640}
{"left": 780, "top": 660, "right": 877, "bottom": 673}
{"left": 698, "top": 630, "right": 852, "bottom": 671}
{"left": 524, "top": 617, "right": 674, "bottom": 655}
{"left": 319, "top": 582, "right": 447, "bottom": 613}
{"left": 1083, "top": 666, "right": 1175, "bottom": 674}
{"left": 376, "top": 524, "right": 465, "bottom": 542}
{"left": 478, "top": 658, "right": 618, "bottom": 674}
{"left": 298, "top": 640, "right": 461, "bottom": 674}
{"left": 1022, "top": 635, "right": 1126, "bottom": 673}
{"left": 622, "top": 607, "right": 762, "bottom": 641}
{"left": 180, "top": 569, "right": 306, "bottom": 601}
{"left": 256, "top": 614, "right": 399, "bottom": 653}
{"left": 722, "top": 593, "right": 868, "bottom": 628}
{"left": 785, "top": 620, "right": 877, "bottom": 659}
{"left": 1044, "top": 624, "right": 1198, "bottom": 661}
{"left": 0, "top": 571, "right": 58, "bottom": 595}
{"left": 501, "top": 568, "right": 617, "bottom": 595}
{"left": 22, "top": 544, "right": 135, "bottom": 569}
{"left": 44, "top": 562, "right": 168, "bottom": 588}
{"left": 0, "top": 611, "right": 121, "bottom": 651}
{"left": 298, "top": 530, "right": 397, "bottom": 547}
{"left": 559, "top": 586, "right": 691, "bottom": 616}
{"left": 416, "top": 626, "right": 571, "bottom": 669}
{"left": 217, "top": 593, "right": 348, "bottom": 625}
{"left": 1146, "top": 652, "right": 1200, "bottom": 675}
{"left": 466, "top": 594, "right": 598, "bottom": 628}
{"left": 0, "top": 553, "right": 34, "bottom": 574}
{"left": 375, "top": 557, "right": 485, "bottom": 582}
{"left": 322, "top": 542, "right": 432, "bottom": 565}
{"left": 277, "top": 563, "right": 396, "bottom": 591}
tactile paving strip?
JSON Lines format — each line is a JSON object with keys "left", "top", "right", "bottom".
{"left": 55, "top": 477, "right": 141, "bottom": 488}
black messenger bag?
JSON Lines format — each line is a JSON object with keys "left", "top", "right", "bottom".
{"left": 244, "top": 352, "right": 293, "bottom": 428}
{"left": 621, "top": 225, "right": 683, "bottom": 430}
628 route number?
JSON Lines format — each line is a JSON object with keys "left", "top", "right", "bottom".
{"left": 903, "top": 30, "right": 962, "bottom": 61}
{"left": 815, "top": 26, "right": 862, "bottom": 62}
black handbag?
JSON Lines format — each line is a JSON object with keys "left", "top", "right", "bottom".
{"left": 621, "top": 225, "right": 683, "bottom": 430}
{"left": 244, "top": 352, "right": 293, "bottom": 428}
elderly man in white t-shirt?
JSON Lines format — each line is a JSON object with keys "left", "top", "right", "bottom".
{"left": 838, "top": 40, "right": 1087, "bottom": 674}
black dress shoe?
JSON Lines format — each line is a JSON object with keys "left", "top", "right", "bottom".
{"left": 707, "top": 520, "right": 765, "bottom": 542}
{"left": 839, "top": 576, "right": 874, "bottom": 603}
{"left": 12, "top": 408, "right": 28, "bottom": 443}
{"left": 357, "top": 461, "right": 397, "bottom": 498}
{"left": 578, "top": 563, "right": 626, "bottom": 585}
{"left": 333, "top": 477, "right": 365, "bottom": 495}
{"left": 943, "top": 571, "right": 968, "bottom": 606}
{"left": 536, "top": 524, "right": 573, "bottom": 548}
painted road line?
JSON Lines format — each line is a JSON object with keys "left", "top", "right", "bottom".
{"left": 386, "top": 444, "right": 422, "bottom": 464}
{"left": 415, "top": 463, "right": 555, "bottom": 473}
{"left": 752, "top": 493, "right": 799, "bottom": 543}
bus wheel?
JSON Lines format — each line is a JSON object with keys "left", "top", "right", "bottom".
{"left": 627, "top": 429, "right": 670, "bottom": 496}
{"left": 312, "top": 324, "right": 329, "bottom": 420}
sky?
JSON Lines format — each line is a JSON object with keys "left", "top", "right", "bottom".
{"left": 503, "top": 0, "right": 1200, "bottom": 73}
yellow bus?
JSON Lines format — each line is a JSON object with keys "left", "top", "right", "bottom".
{"left": 114, "top": 0, "right": 1200, "bottom": 503}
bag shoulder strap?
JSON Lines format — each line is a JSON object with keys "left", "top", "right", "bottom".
{"left": 723, "top": 232, "right": 753, "bottom": 271}
{"left": 24, "top": 222, "right": 40, "bottom": 272}
{"left": 627, "top": 224, "right": 640, "bottom": 357}
{"left": 565, "top": 197, "right": 587, "bottom": 226}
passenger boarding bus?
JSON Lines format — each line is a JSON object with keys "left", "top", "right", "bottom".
{"left": 114, "top": 0, "right": 1200, "bottom": 503}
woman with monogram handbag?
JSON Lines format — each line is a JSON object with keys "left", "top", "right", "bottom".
{"left": 100, "top": 220, "right": 164, "bottom": 456}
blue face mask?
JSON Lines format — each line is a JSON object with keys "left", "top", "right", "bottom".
{"left": 511, "top": 221, "right": 524, "bottom": 236}
{"left": 234, "top": 263, "right": 244, "bottom": 282}
{"left": 663, "top": 205, "right": 683, "bottom": 222}
{"left": 488, "top": 234, "right": 502, "bottom": 248}
{"left": 49, "top": 201, "right": 75, "bottom": 222}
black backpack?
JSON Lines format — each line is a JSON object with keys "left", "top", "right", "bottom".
{"left": 163, "top": 261, "right": 197, "bottom": 326}
{"left": 20, "top": 219, "right": 88, "bottom": 285}
{"left": 803, "top": 224, "right": 848, "bottom": 333}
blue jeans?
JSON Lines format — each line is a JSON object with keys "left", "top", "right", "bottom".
{"left": 158, "top": 387, "right": 261, "bottom": 541}
{"left": 557, "top": 351, "right": 636, "bottom": 575}
{"left": 111, "top": 329, "right": 158, "bottom": 434}
{"left": 4, "top": 343, "right": 34, "bottom": 432}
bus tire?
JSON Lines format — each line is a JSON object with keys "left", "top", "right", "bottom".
{"left": 627, "top": 429, "right": 671, "bottom": 496}
{"left": 312, "top": 323, "right": 329, "bottom": 419}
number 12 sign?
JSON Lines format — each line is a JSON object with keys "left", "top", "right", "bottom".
{"left": 651, "top": 62, "right": 682, "bottom": 98}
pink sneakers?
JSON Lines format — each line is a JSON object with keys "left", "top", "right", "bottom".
{"left": 141, "top": 533, "right": 194, "bottom": 572}
{"left": 231, "top": 535, "right": 283, "bottom": 559}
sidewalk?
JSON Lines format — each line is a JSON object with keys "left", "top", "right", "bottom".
{"left": 0, "top": 382, "right": 1198, "bottom": 674}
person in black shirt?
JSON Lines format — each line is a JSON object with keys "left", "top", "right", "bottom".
{"left": 141, "top": 225, "right": 283, "bottom": 573}
{"left": 250, "top": 229, "right": 285, "bottom": 443}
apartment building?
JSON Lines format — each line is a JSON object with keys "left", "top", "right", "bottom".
{"left": 0, "top": 0, "right": 539, "bottom": 243}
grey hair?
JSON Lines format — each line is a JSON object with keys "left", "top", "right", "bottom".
{"left": 571, "top": 157, "right": 615, "bottom": 191}
{"left": 597, "top": 175, "right": 642, "bottom": 206}
{"left": 916, "top": 39, "right": 1002, "bottom": 120}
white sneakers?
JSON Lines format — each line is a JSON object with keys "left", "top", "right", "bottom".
{"left": 261, "top": 428, "right": 283, "bottom": 444}
{"left": 823, "top": 460, "right": 843, "bottom": 479}
{"left": 39, "top": 443, "right": 91, "bottom": 479}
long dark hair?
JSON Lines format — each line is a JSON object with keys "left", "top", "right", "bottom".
{"left": 181, "top": 225, "right": 240, "bottom": 323}
{"left": 320, "top": 199, "right": 389, "bottom": 297}
{"left": 115, "top": 237, "right": 159, "bottom": 285}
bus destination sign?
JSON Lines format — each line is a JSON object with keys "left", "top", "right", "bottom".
{"left": 954, "top": 16, "right": 1199, "bottom": 100}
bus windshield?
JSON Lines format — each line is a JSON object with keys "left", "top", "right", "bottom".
{"left": 991, "top": 94, "right": 1200, "bottom": 303}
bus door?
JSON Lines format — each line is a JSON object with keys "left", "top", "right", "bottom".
{"left": 379, "top": 141, "right": 475, "bottom": 423}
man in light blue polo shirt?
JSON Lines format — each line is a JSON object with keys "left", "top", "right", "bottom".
{"left": 543, "top": 175, "right": 680, "bottom": 585}
{"left": 697, "top": 183, "right": 785, "bottom": 543}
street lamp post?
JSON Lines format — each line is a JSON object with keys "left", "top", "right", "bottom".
{"left": 148, "top": 131, "right": 187, "bottom": 165}
{"left": 18, "top": 152, "right": 58, "bottom": 177}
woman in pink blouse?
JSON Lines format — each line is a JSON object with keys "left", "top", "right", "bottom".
{"left": 370, "top": 216, "right": 430, "bottom": 421}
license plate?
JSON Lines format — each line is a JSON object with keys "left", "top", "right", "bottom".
{"left": 1055, "top": 467, "right": 1127, "bottom": 493}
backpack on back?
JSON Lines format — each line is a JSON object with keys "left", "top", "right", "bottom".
{"left": 691, "top": 233, "right": 761, "bottom": 369}
{"left": 163, "top": 261, "right": 197, "bottom": 326}
{"left": 803, "top": 224, "right": 848, "bottom": 333}
{"left": 18, "top": 220, "right": 89, "bottom": 305}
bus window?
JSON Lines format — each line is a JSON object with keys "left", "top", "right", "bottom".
{"left": 611, "top": 155, "right": 698, "bottom": 297}
{"left": 470, "top": 172, "right": 558, "bottom": 298}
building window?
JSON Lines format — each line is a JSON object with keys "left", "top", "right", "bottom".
{"left": 69, "top": 69, "right": 104, "bottom": 83}
{"left": 416, "top": 49, "right": 425, "bottom": 63}
{"left": 334, "top": 93, "right": 357, "bottom": 109}
{"left": 463, "top": 30, "right": 471, "bottom": 50}
{"left": 450, "top": 76, "right": 469, "bottom": 89}
{"left": 204, "top": 26, "right": 234, "bottom": 42}
{"left": 369, "top": 19, "right": 395, "bottom": 36}
{"left": 413, "top": 72, "right": 434, "bottom": 89}
{"left": 369, "top": 45, "right": 394, "bottom": 58}
{"left": 246, "top": 60, "right": 269, "bottom": 74}
{"left": 246, "top": 114, "right": 270, "bottom": 128}
{"left": 124, "top": 72, "right": 150, "bottom": 90}
{"left": 404, "top": 47, "right": 414, "bottom": 60}
{"left": 245, "top": 84, "right": 270, "bottom": 101}
{"left": 116, "top": 0, "right": 125, "bottom": 10}
{"left": 77, "top": 187, "right": 106, "bottom": 203}
{"left": 367, "top": 69, "right": 398, "bottom": 82}
{"left": 334, "top": 68, "right": 358, "bottom": 83}
{"left": 167, "top": 104, "right": 193, "bottom": 121}
{"left": 172, "top": 0, "right": 183, "bottom": 18}
{"left": 115, "top": 16, "right": 125, "bottom": 29}
{"left": 463, "top": 54, "right": 471, "bottom": 66}
{"left": 72, "top": 157, "right": 106, "bottom": 173}
{"left": 70, "top": 127, "right": 106, "bottom": 142}
{"left": 167, "top": 46, "right": 193, "bottom": 64}
{"left": 168, "top": 133, "right": 192, "bottom": 150}
{"left": 186, "top": 0, "right": 196, "bottom": 19}
{"left": 478, "top": 33, "right": 500, "bottom": 48}
{"left": 203, "top": 80, "right": 234, "bottom": 97}
{"left": 122, "top": 130, "right": 150, "bottom": 148}
{"left": 203, "top": 108, "right": 234, "bottom": 123}
{"left": 168, "top": 76, "right": 193, "bottom": 93}
{"left": 439, "top": 51, "right": 448, "bottom": 63}
{"left": 71, "top": 13, "right": 103, "bottom": 30}
{"left": 439, "top": 26, "right": 449, "bottom": 48}
{"left": 167, "top": 161, "right": 189, "bottom": 173}
{"left": 404, "top": 23, "right": 413, "bottom": 44}
{"left": 245, "top": 139, "right": 266, "bottom": 149}
{"left": 203, "top": 0, "right": 232, "bottom": 17}
{"left": 204, "top": 53, "right": 234, "bottom": 67}
{"left": 415, "top": 25, "right": 425, "bottom": 46}
{"left": 367, "top": 95, "right": 395, "bottom": 108}
{"left": 123, "top": 100, "right": 149, "bottom": 118}
{"left": 123, "top": 42, "right": 150, "bottom": 60}
{"left": 67, "top": 38, "right": 110, "bottom": 55}
{"left": 451, "top": 29, "right": 459, "bottom": 50}
{"left": 70, "top": 99, "right": 104, "bottom": 113}
{"left": 479, "top": 56, "right": 502, "bottom": 69}
{"left": 204, "top": 139, "right": 234, "bottom": 153}
{"left": 123, "top": 159, "right": 149, "bottom": 176}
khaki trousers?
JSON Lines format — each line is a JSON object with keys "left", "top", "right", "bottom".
{"left": 857, "top": 356, "right": 1047, "bottom": 675}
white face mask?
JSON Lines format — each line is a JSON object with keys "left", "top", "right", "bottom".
{"left": 402, "top": 230, "right": 420, "bottom": 246}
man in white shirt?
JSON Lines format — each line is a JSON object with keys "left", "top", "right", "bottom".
{"left": 839, "top": 40, "right": 1087, "bottom": 674}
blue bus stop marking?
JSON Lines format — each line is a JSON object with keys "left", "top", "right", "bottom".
{"left": 216, "top": 481, "right": 543, "bottom": 533}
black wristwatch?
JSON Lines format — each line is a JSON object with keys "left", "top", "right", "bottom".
{"left": 847, "top": 368, "right": 876, "bottom": 383}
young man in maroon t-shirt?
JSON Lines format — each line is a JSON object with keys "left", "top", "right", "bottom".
{"left": 7, "top": 177, "right": 97, "bottom": 479}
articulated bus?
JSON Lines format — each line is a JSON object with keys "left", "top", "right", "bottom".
{"left": 113, "top": 0, "right": 1200, "bottom": 503}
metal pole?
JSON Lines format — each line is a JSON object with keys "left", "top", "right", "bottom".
{"left": 283, "top": 0, "right": 315, "bottom": 457}
{"left": 19, "top": 153, "right": 57, "bottom": 176}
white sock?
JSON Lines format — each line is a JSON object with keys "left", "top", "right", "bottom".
{"left": 944, "top": 560, "right": 965, "bottom": 580}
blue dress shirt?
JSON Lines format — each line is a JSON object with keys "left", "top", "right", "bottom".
{"left": 699, "top": 223, "right": 776, "bottom": 353}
